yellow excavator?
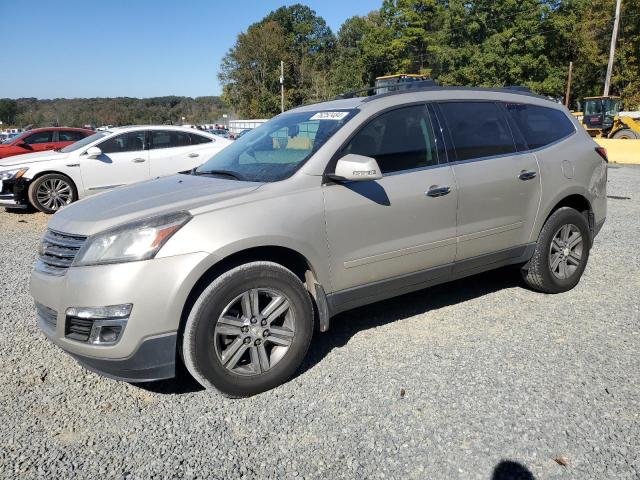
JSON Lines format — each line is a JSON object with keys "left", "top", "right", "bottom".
{"left": 580, "top": 96, "right": 640, "bottom": 139}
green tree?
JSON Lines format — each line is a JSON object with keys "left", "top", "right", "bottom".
{"left": 219, "top": 4, "right": 336, "bottom": 116}
{"left": 0, "top": 99, "right": 18, "bottom": 125}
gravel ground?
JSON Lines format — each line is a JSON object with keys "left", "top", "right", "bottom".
{"left": 0, "top": 166, "right": 638, "bottom": 480}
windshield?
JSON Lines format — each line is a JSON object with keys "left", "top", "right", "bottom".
{"left": 60, "top": 131, "right": 108, "bottom": 152}
{"left": 195, "top": 109, "right": 356, "bottom": 182}
{"left": 584, "top": 98, "right": 621, "bottom": 116}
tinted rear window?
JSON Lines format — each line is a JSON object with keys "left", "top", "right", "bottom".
{"left": 58, "top": 130, "right": 87, "bottom": 142}
{"left": 505, "top": 103, "right": 575, "bottom": 149}
{"left": 438, "top": 102, "right": 516, "bottom": 161}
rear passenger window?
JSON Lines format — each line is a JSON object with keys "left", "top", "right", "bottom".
{"left": 438, "top": 102, "right": 516, "bottom": 161}
{"left": 190, "top": 133, "right": 212, "bottom": 145}
{"left": 505, "top": 103, "right": 575, "bottom": 149}
{"left": 150, "top": 130, "right": 191, "bottom": 149}
{"left": 343, "top": 105, "right": 438, "bottom": 174}
{"left": 58, "top": 130, "right": 87, "bottom": 142}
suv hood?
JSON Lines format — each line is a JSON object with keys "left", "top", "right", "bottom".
{"left": 48, "top": 174, "right": 263, "bottom": 236}
{"left": 0, "top": 149, "right": 68, "bottom": 167}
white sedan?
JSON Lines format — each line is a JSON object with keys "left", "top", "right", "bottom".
{"left": 0, "top": 126, "right": 232, "bottom": 213}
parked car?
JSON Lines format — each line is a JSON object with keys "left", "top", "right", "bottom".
{"left": 0, "top": 127, "right": 93, "bottom": 160}
{"left": 207, "top": 128, "right": 230, "bottom": 139}
{"left": 233, "top": 128, "right": 251, "bottom": 140}
{"left": 29, "top": 87, "right": 607, "bottom": 397}
{"left": 0, "top": 126, "right": 231, "bottom": 213}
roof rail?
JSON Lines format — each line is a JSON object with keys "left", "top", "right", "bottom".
{"left": 504, "top": 86, "right": 532, "bottom": 92}
{"left": 360, "top": 85, "right": 548, "bottom": 103}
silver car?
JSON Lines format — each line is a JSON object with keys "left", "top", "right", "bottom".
{"left": 30, "top": 87, "right": 607, "bottom": 397}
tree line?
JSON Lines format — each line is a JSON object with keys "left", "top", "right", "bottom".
{"left": 0, "top": 96, "right": 227, "bottom": 128}
{"left": 219, "top": 0, "right": 640, "bottom": 118}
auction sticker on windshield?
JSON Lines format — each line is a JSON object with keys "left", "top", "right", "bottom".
{"left": 310, "top": 111, "right": 350, "bottom": 121}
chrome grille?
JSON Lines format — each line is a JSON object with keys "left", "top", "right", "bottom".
{"left": 35, "top": 302, "right": 58, "bottom": 332}
{"left": 36, "top": 229, "right": 87, "bottom": 276}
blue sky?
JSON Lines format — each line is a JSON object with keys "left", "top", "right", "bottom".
{"left": 0, "top": 0, "right": 379, "bottom": 99}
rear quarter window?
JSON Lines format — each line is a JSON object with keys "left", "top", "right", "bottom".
{"left": 505, "top": 103, "right": 575, "bottom": 149}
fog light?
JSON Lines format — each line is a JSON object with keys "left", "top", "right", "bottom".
{"left": 85, "top": 318, "right": 128, "bottom": 345}
{"left": 66, "top": 304, "right": 132, "bottom": 319}
{"left": 65, "top": 304, "right": 132, "bottom": 345}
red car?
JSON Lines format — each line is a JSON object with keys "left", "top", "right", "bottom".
{"left": 0, "top": 127, "right": 94, "bottom": 159}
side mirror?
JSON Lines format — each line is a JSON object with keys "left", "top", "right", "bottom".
{"left": 328, "top": 154, "right": 383, "bottom": 182}
{"left": 85, "top": 146, "right": 102, "bottom": 158}
{"left": 18, "top": 142, "right": 31, "bottom": 150}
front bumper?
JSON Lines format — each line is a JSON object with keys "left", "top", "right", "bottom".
{"left": 30, "top": 251, "right": 212, "bottom": 382}
{"left": 0, "top": 178, "right": 29, "bottom": 208}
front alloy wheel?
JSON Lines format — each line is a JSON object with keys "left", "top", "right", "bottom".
{"left": 182, "top": 262, "right": 314, "bottom": 397}
{"left": 214, "top": 288, "right": 295, "bottom": 376}
{"left": 28, "top": 173, "right": 77, "bottom": 213}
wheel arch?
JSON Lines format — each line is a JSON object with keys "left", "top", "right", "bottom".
{"left": 27, "top": 169, "right": 80, "bottom": 195}
{"left": 178, "top": 245, "right": 330, "bottom": 348}
{"left": 538, "top": 192, "right": 594, "bottom": 242}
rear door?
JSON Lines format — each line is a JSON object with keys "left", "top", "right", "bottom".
{"left": 148, "top": 130, "right": 214, "bottom": 176}
{"left": 80, "top": 130, "right": 150, "bottom": 193}
{"left": 436, "top": 101, "right": 541, "bottom": 262}
{"left": 56, "top": 130, "right": 88, "bottom": 149}
{"left": 323, "top": 104, "right": 458, "bottom": 298}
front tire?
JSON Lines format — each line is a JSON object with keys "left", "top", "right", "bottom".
{"left": 182, "top": 262, "right": 314, "bottom": 397}
{"left": 28, "top": 173, "right": 77, "bottom": 214}
{"left": 522, "top": 207, "right": 591, "bottom": 293}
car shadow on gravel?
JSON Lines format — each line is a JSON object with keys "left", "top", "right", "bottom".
{"left": 135, "top": 266, "right": 523, "bottom": 396}
{"left": 298, "top": 266, "right": 523, "bottom": 377}
{"left": 492, "top": 460, "right": 535, "bottom": 479}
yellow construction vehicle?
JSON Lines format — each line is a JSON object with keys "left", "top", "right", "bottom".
{"left": 581, "top": 96, "right": 640, "bottom": 139}
{"left": 374, "top": 74, "right": 431, "bottom": 94}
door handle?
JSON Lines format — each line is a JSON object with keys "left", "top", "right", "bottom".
{"left": 132, "top": 158, "right": 146, "bottom": 163}
{"left": 188, "top": 153, "right": 200, "bottom": 158}
{"left": 426, "top": 186, "right": 451, "bottom": 197}
{"left": 518, "top": 170, "right": 537, "bottom": 181}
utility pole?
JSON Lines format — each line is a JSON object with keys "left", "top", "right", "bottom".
{"left": 603, "top": 0, "right": 622, "bottom": 97}
{"left": 280, "top": 61, "right": 285, "bottom": 113}
{"left": 565, "top": 61, "right": 573, "bottom": 108}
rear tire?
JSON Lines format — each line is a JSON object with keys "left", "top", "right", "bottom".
{"left": 521, "top": 207, "right": 591, "bottom": 293}
{"left": 28, "top": 173, "right": 77, "bottom": 214}
{"left": 182, "top": 262, "right": 314, "bottom": 397}
{"left": 612, "top": 129, "right": 640, "bottom": 139}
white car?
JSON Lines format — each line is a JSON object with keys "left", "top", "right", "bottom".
{"left": 0, "top": 126, "right": 232, "bottom": 213}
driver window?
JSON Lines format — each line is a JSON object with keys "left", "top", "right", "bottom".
{"left": 24, "top": 131, "right": 53, "bottom": 144}
{"left": 99, "top": 131, "right": 146, "bottom": 154}
{"left": 342, "top": 105, "right": 438, "bottom": 173}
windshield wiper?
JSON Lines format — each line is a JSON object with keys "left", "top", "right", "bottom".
{"left": 194, "top": 169, "right": 245, "bottom": 181}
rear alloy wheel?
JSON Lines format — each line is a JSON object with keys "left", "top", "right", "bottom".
{"left": 182, "top": 262, "right": 314, "bottom": 397}
{"left": 521, "top": 207, "right": 591, "bottom": 293}
{"left": 28, "top": 174, "right": 77, "bottom": 213}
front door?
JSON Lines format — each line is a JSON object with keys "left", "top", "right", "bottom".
{"left": 436, "top": 101, "right": 541, "bottom": 261}
{"left": 323, "top": 104, "right": 458, "bottom": 302}
{"left": 22, "top": 130, "right": 56, "bottom": 153}
{"left": 80, "top": 130, "right": 150, "bottom": 193}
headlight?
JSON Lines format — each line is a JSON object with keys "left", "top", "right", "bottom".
{"left": 73, "top": 211, "right": 192, "bottom": 266}
{"left": 0, "top": 167, "right": 28, "bottom": 180}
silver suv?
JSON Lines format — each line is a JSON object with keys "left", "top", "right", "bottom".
{"left": 30, "top": 87, "right": 607, "bottom": 397}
